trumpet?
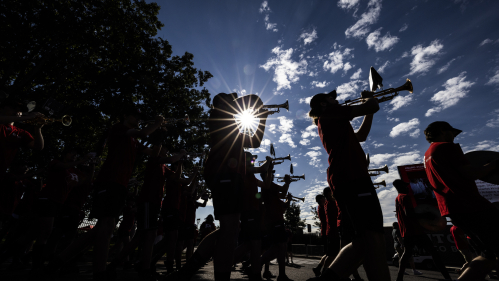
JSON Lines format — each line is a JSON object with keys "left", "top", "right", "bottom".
{"left": 368, "top": 164, "right": 389, "bottom": 177}
{"left": 373, "top": 180, "right": 386, "bottom": 189}
{"left": 342, "top": 79, "right": 413, "bottom": 106}
{"left": 141, "top": 114, "right": 190, "bottom": 126}
{"left": 24, "top": 115, "right": 72, "bottom": 126}
{"left": 261, "top": 100, "right": 289, "bottom": 113}
{"left": 276, "top": 174, "right": 305, "bottom": 182}
{"left": 288, "top": 193, "right": 305, "bottom": 202}
{"left": 258, "top": 154, "right": 291, "bottom": 165}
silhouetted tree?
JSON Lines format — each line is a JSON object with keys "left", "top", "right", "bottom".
{"left": 310, "top": 205, "right": 321, "bottom": 228}
{"left": 284, "top": 203, "right": 306, "bottom": 232}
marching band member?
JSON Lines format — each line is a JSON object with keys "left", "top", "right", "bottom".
{"left": 321, "top": 187, "right": 340, "bottom": 271}
{"left": 312, "top": 194, "right": 327, "bottom": 277}
{"left": 308, "top": 89, "right": 390, "bottom": 281}
{"left": 199, "top": 214, "right": 216, "bottom": 241}
{"left": 423, "top": 121, "right": 499, "bottom": 281}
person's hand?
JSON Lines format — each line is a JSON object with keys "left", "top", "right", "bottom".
{"left": 361, "top": 90, "right": 374, "bottom": 99}
{"left": 154, "top": 115, "right": 165, "bottom": 125}
{"left": 258, "top": 109, "right": 274, "bottom": 118}
{"left": 284, "top": 174, "right": 291, "bottom": 184}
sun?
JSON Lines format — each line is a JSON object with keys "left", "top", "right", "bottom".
{"left": 235, "top": 108, "right": 259, "bottom": 136}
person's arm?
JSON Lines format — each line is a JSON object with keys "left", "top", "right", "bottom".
{"left": 198, "top": 198, "right": 208, "bottom": 208}
{"left": 127, "top": 115, "right": 165, "bottom": 138}
{"left": 349, "top": 92, "right": 379, "bottom": 142}
{"left": 27, "top": 125, "right": 44, "bottom": 150}
{"left": 243, "top": 110, "right": 272, "bottom": 148}
{"left": 0, "top": 112, "right": 45, "bottom": 124}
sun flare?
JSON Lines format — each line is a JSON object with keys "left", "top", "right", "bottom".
{"left": 235, "top": 108, "right": 259, "bottom": 136}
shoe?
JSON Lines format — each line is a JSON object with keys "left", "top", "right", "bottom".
{"left": 277, "top": 275, "right": 293, "bottom": 281}
{"left": 312, "top": 267, "right": 321, "bottom": 277}
{"left": 413, "top": 270, "right": 423, "bottom": 275}
{"left": 263, "top": 270, "right": 276, "bottom": 279}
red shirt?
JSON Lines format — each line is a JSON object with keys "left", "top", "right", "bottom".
{"left": 204, "top": 109, "right": 246, "bottom": 176}
{"left": 262, "top": 182, "right": 285, "bottom": 222}
{"left": 138, "top": 156, "right": 166, "bottom": 208}
{"left": 317, "top": 204, "right": 326, "bottom": 236}
{"left": 395, "top": 193, "right": 423, "bottom": 237}
{"left": 95, "top": 123, "right": 144, "bottom": 187}
{"left": 242, "top": 174, "right": 259, "bottom": 212}
{"left": 39, "top": 160, "right": 81, "bottom": 204}
{"left": 162, "top": 169, "right": 181, "bottom": 210}
{"left": 335, "top": 200, "right": 342, "bottom": 228}
{"left": 317, "top": 106, "right": 368, "bottom": 189}
{"left": 424, "top": 142, "right": 493, "bottom": 217}
{"left": 450, "top": 225, "right": 469, "bottom": 250}
{"left": 0, "top": 124, "right": 34, "bottom": 178}
{"left": 324, "top": 199, "right": 339, "bottom": 237}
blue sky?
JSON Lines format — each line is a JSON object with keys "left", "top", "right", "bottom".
{"left": 151, "top": 0, "right": 499, "bottom": 229}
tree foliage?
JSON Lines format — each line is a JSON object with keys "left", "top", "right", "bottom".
{"left": 310, "top": 205, "right": 321, "bottom": 228}
{"left": 1, "top": 0, "right": 213, "bottom": 173}
{"left": 284, "top": 203, "right": 306, "bottom": 232}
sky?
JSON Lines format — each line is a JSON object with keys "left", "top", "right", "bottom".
{"left": 150, "top": 0, "right": 499, "bottom": 230}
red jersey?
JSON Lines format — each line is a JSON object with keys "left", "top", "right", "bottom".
{"left": 424, "top": 142, "right": 493, "bottom": 217}
{"left": 204, "top": 109, "right": 245, "bottom": 176}
{"left": 0, "top": 124, "right": 34, "bottom": 178}
{"left": 324, "top": 199, "right": 339, "bottom": 237}
{"left": 162, "top": 170, "right": 182, "bottom": 210}
{"left": 317, "top": 106, "right": 368, "bottom": 189}
{"left": 138, "top": 156, "right": 166, "bottom": 208}
{"left": 95, "top": 123, "right": 144, "bottom": 187}
{"left": 39, "top": 160, "right": 80, "bottom": 204}
{"left": 317, "top": 204, "right": 326, "bottom": 236}
{"left": 242, "top": 174, "right": 259, "bottom": 212}
{"left": 262, "top": 182, "right": 285, "bottom": 223}
{"left": 450, "top": 225, "right": 469, "bottom": 250}
{"left": 335, "top": 200, "right": 342, "bottom": 228}
{"left": 395, "top": 193, "right": 423, "bottom": 237}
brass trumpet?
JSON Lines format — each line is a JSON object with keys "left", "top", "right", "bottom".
{"left": 261, "top": 100, "right": 289, "bottom": 113}
{"left": 276, "top": 174, "right": 305, "bottom": 182}
{"left": 288, "top": 193, "right": 305, "bottom": 202}
{"left": 24, "top": 115, "right": 72, "bottom": 126}
{"left": 258, "top": 154, "right": 291, "bottom": 165}
{"left": 368, "top": 165, "right": 389, "bottom": 177}
{"left": 373, "top": 180, "right": 386, "bottom": 189}
{"left": 141, "top": 114, "right": 190, "bottom": 126}
{"left": 342, "top": 79, "right": 413, "bottom": 106}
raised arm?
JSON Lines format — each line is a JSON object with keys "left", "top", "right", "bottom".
{"left": 349, "top": 92, "right": 379, "bottom": 142}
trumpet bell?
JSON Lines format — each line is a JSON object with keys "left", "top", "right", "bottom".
{"left": 61, "top": 115, "right": 72, "bottom": 126}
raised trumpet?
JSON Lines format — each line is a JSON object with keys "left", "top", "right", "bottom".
{"left": 141, "top": 114, "right": 190, "bottom": 126}
{"left": 288, "top": 193, "right": 305, "bottom": 202}
{"left": 276, "top": 174, "right": 305, "bottom": 182}
{"left": 368, "top": 164, "right": 389, "bottom": 177}
{"left": 261, "top": 100, "right": 289, "bottom": 113}
{"left": 24, "top": 115, "right": 72, "bottom": 126}
{"left": 342, "top": 79, "right": 413, "bottom": 106}
{"left": 258, "top": 154, "right": 291, "bottom": 165}
{"left": 373, "top": 180, "right": 386, "bottom": 189}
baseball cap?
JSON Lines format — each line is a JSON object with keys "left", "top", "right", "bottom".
{"left": 425, "top": 121, "right": 462, "bottom": 137}
{"left": 309, "top": 90, "right": 337, "bottom": 109}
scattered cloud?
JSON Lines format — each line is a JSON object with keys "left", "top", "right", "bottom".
{"left": 300, "top": 125, "right": 319, "bottom": 146}
{"left": 366, "top": 28, "right": 400, "bottom": 52}
{"left": 336, "top": 80, "right": 368, "bottom": 101}
{"left": 378, "top": 61, "right": 390, "bottom": 73}
{"left": 259, "top": 1, "right": 278, "bottom": 32}
{"left": 425, "top": 72, "right": 474, "bottom": 117}
{"left": 277, "top": 116, "right": 294, "bottom": 133}
{"left": 267, "top": 124, "right": 277, "bottom": 134}
{"left": 337, "top": 0, "right": 360, "bottom": 10}
{"left": 299, "top": 96, "right": 313, "bottom": 104}
{"left": 479, "top": 38, "right": 493, "bottom": 47}
{"left": 387, "top": 116, "right": 400, "bottom": 122}
{"left": 299, "top": 139, "right": 311, "bottom": 146}
{"left": 389, "top": 118, "right": 420, "bottom": 138}
{"left": 311, "top": 81, "right": 330, "bottom": 88}
{"left": 279, "top": 133, "right": 297, "bottom": 148}
{"left": 299, "top": 29, "right": 318, "bottom": 45}
{"left": 260, "top": 47, "right": 308, "bottom": 91}
{"left": 323, "top": 48, "right": 355, "bottom": 74}
{"left": 486, "top": 109, "right": 499, "bottom": 128}
{"left": 399, "top": 24, "right": 408, "bottom": 32}
{"left": 387, "top": 94, "right": 414, "bottom": 113}
{"left": 308, "top": 71, "right": 318, "bottom": 77}
{"left": 350, "top": 68, "right": 363, "bottom": 80}
{"left": 305, "top": 150, "right": 323, "bottom": 167}
{"left": 486, "top": 70, "right": 499, "bottom": 86}
{"left": 462, "top": 140, "right": 499, "bottom": 153}
{"left": 408, "top": 40, "right": 444, "bottom": 76}
{"left": 344, "top": 0, "right": 382, "bottom": 39}
{"left": 437, "top": 58, "right": 456, "bottom": 74}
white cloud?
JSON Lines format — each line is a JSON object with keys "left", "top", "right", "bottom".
{"left": 279, "top": 133, "right": 297, "bottom": 148}
{"left": 350, "top": 68, "right": 362, "bottom": 80}
{"left": 268, "top": 124, "right": 277, "bottom": 134}
{"left": 277, "top": 116, "right": 294, "bottom": 133}
{"left": 336, "top": 80, "right": 367, "bottom": 101}
{"left": 389, "top": 118, "right": 420, "bottom": 138}
{"left": 462, "top": 140, "right": 499, "bottom": 153}
{"left": 486, "top": 109, "right": 499, "bottom": 128}
{"left": 299, "top": 96, "right": 313, "bottom": 104}
{"left": 299, "top": 29, "right": 318, "bottom": 45}
{"left": 387, "top": 94, "right": 414, "bottom": 113}
{"left": 259, "top": 1, "right": 271, "bottom": 13}
{"left": 387, "top": 116, "right": 399, "bottom": 122}
{"left": 366, "top": 28, "right": 400, "bottom": 52}
{"left": 310, "top": 146, "right": 322, "bottom": 150}
{"left": 305, "top": 150, "right": 323, "bottom": 167}
{"left": 408, "top": 40, "right": 444, "bottom": 76}
{"left": 259, "top": 1, "right": 278, "bottom": 32}
{"left": 479, "top": 38, "right": 493, "bottom": 47}
{"left": 299, "top": 139, "right": 311, "bottom": 146}
{"left": 323, "top": 48, "right": 355, "bottom": 74}
{"left": 425, "top": 72, "right": 474, "bottom": 117}
{"left": 308, "top": 71, "right": 318, "bottom": 77}
{"left": 437, "top": 58, "right": 456, "bottom": 74}
{"left": 260, "top": 47, "right": 308, "bottom": 91}
{"left": 301, "top": 124, "right": 319, "bottom": 139}
{"left": 486, "top": 70, "right": 499, "bottom": 85}
{"left": 399, "top": 24, "right": 408, "bottom": 32}
{"left": 311, "top": 81, "right": 330, "bottom": 88}
{"left": 344, "top": 0, "right": 382, "bottom": 39}
{"left": 378, "top": 61, "right": 390, "bottom": 73}
{"left": 337, "top": 0, "right": 360, "bottom": 10}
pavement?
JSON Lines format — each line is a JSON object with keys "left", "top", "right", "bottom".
{"left": 0, "top": 256, "right": 480, "bottom": 281}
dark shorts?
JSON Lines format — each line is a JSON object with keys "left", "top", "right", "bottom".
{"left": 90, "top": 182, "right": 128, "bottom": 219}
{"left": 54, "top": 206, "right": 81, "bottom": 231}
{"left": 268, "top": 220, "right": 287, "bottom": 244}
{"left": 177, "top": 221, "right": 187, "bottom": 241}
{"left": 321, "top": 235, "right": 328, "bottom": 255}
{"left": 332, "top": 176, "right": 384, "bottom": 236}
{"left": 137, "top": 202, "right": 160, "bottom": 230}
{"left": 326, "top": 234, "right": 340, "bottom": 257}
{"left": 35, "top": 198, "right": 62, "bottom": 218}
{"left": 240, "top": 210, "right": 262, "bottom": 242}
{"left": 161, "top": 208, "right": 182, "bottom": 231}
{"left": 450, "top": 209, "right": 499, "bottom": 260}
{"left": 206, "top": 173, "right": 244, "bottom": 220}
